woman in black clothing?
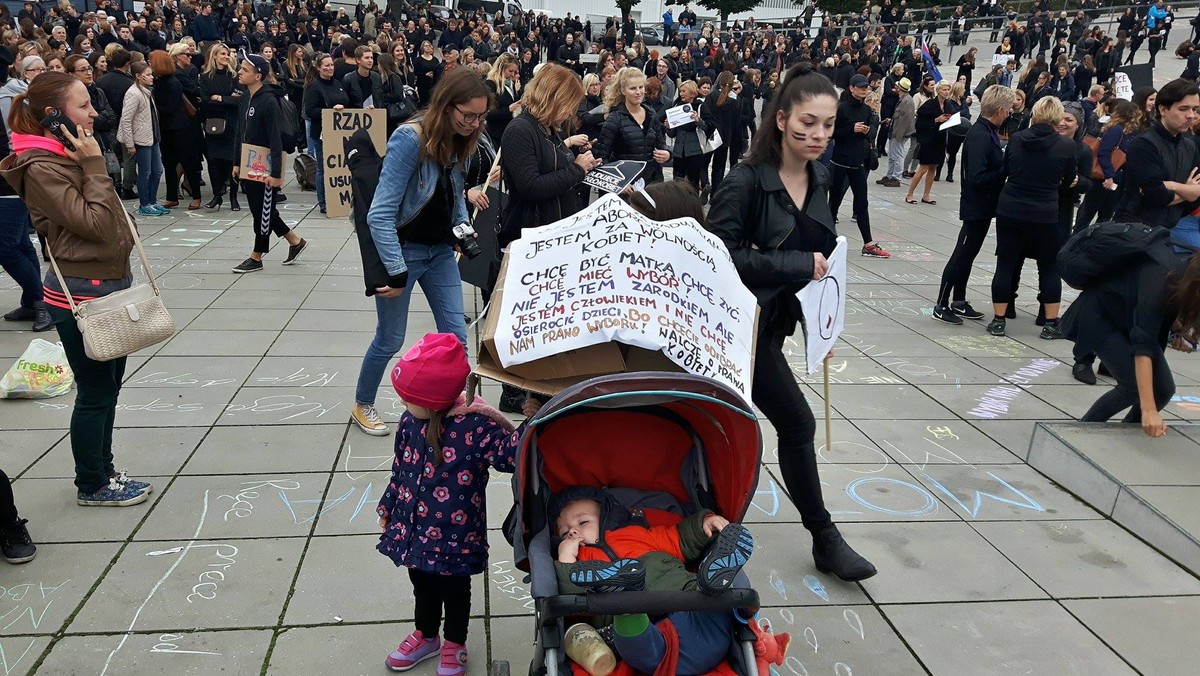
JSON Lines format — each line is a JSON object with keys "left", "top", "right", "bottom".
{"left": 150, "top": 51, "right": 202, "bottom": 210}
{"left": 956, "top": 47, "right": 977, "bottom": 89}
{"left": 941, "top": 81, "right": 971, "bottom": 182}
{"left": 413, "top": 40, "right": 440, "bottom": 104}
{"left": 666, "top": 80, "right": 710, "bottom": 192}
{"left": 485, "top": 54, "right": 520, "bottom": 145}
{"left": 906, "top": 80, "right": 952, "bottom": 204}
{"left": 200, "top": 42, "right": 244, "bottom": 211}
{"left": 594, "top": 67, "right": 670, "bottom": 185}
{"left": 700, "top": 71, "right": 741, "bottom": 192}
{"left": 576, "top": 73, "right": 605, "bottom": 140}
{"left": 1063, "top": 249, "right": 1197, "bottom": 437}
{"left": 987, "top": 97, "right": 1077, "bottom": 338}
{"left": 302, "top": 53, "right": 349, "bottom": 215}
{"left": 705, "top": 62, "right": 876, "bottom": 583}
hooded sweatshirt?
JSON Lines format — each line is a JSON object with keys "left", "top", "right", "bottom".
{"left": 996, "top": 122, "right": 1077, "bottom": 225}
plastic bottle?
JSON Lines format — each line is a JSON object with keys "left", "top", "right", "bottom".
{"left": 564, "top": 623, "right": 616, "bottom": 676}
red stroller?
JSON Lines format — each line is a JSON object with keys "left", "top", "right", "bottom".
{"left": 491, "top": 371, "right": 764, "bottom": 676}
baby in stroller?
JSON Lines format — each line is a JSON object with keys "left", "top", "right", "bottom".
{"left": 551, "top": 486, "right": 756, "bottom": 675}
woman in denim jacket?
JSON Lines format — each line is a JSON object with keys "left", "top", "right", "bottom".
{"left": 351, "top": 68, "right": 493, "bottom": 436}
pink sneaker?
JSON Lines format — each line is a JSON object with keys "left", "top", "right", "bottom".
{"left": 437, "top": 640, "right": 468, "bottom": 676}
{"left": 386, "top": 630, "right": 440, "bottom": 672}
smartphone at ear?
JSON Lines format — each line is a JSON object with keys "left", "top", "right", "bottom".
{"left": 40, "top": 109, "right": 78, "bottom": 151}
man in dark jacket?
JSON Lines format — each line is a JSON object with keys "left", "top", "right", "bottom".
{"left": 342, "top": 46, "right": 384, "bottom": 109}
{"left": 96, "top": 48, "right": 139, "bottom": 200}
{"left": 191, "top": 3, "right": 223, "bottom": 42}
{"left": 1115, "top": 78, "right": 1200, "bottom": 229}
{"left": 829, "top": 74, "right": 889, "bottom": 258}
{"left": 932, "top": 85, "right": 1012, "bottom": 324}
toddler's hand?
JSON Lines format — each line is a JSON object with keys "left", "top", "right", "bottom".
{"left": 703, "top": 513, "right": 730, "bottom": 537}
{"left": 557, "top": 536, "right": 584, "bottom": 563}
{"left": 379, "top": 516, "right": 388, "bottom": 531}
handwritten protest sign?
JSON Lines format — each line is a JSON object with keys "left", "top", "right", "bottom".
{"left": 238, "top": 143, "right": 278, "bottom": 183}
{"left": 321, "top": 108, "right": 388, "bottom": 218}
{"left": 493, "top": 194, "right": 757, "bottom": 398}
{"left": 797, "top": 236, "right": 847, "bottom": 375}
{"left": 583, "top": 159, "right": 647, "bottom": 194}
{"left": 1113, "top": 71, "right": 1133, "bottom": 101}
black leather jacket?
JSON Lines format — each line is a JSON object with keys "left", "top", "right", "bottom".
{"left": 705, "top": 161, "right": 837, "bottom": 334}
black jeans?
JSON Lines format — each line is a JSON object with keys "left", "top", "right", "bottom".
{"left": 828, "top": 163, "right": 873, "bottom": 243}
{"left": 751, "top": 329, "right": 832, "bottom": 534}
{"left": 207, "top": 157, "right": 240, "bottom": 201}
{"left": 710, "top": 145, "right": 730, "bottom": 193}
{"left": 409, "top": 569, "right": 472, "bottom": 644}
{"left": 990, "top": 217, "right": 1062, "bottom": 305}
{"left": 0, "top": 202, "right": 41, "bottom": 308}
{"left": 937, "top": 218, "right": 992, "bottom": 307}
{"left": 48, "top": 305, "right": 126, "bottom": 492}
{"left": 0, "top": 469, "right": 16, "bottom": 524}
{"left": 1074, "top": 183, "right": 1122, "bottom": 234}
{"left": 1081, "top": 334, "right": 1175, "bottom": 422}
{"left": 162, "top": 133, "right": 202, "bottom": 202}
{"left": 241, "top": 180, "right": 291, "bottom": 255}
{"left": 673, "top": 154, "right": 706, "bottom": 190}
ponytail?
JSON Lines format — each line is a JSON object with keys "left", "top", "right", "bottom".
{"left": 8, "top": 72, "right": 78, "bottom": 136}
{"left": 425, "top": 409, "right": 447, "bottom": 465}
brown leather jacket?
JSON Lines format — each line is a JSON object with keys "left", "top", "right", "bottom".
{"left": 0, "top": 150, "right": 133, "bottom": 280}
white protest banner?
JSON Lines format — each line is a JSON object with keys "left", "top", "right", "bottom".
{"left": 797, "top": 237, "right": 847, "bottom": 375}
{"left": 665, "top": 103, "right": 697, "bottom": 129}
{"left": 991, "top": 53, "right": 1014, "bottom": 67}
{"left": 321, "top": 108, "right": 388, "bottom": 218}
{"left": 494, "top": 194, "right": 757, "bottom": 398}
{"left": 1114, "top": 71, "right": 1133, "bottom": 101}
{"left": 583, "top": 159, "right": 647, "bottom": 194}
{"left": 938, "top": 112, "right": 962, "bottom": 131}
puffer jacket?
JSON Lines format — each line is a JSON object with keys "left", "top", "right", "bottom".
{"left": 593, "top": 102, "right": 666, "bottom": 183}
{"left": 499, "top": 111, "right": 585, "bottom": 248}
{"left": 0, "top": 138, "right": 133, "bottom": 281}
{"left": 118, "top": 84, "right": 157, "bottom": 148}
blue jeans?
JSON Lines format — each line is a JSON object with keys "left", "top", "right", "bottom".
{"left": 134, "top": 144, "right": 163, "bottom": 208}
{"left": 354, "top": 243, "right": 467, "bottom": 405}
{"left": 0, "top": 197, "right": 41, "bottom": 308}
{"left": 1172, "top": 214, "right": 1200, "bottom": 252}
{"left": 306, "top": 124, "right": 325, "bottom": 210}
{"left": 614, "top": 611, "right": 733, "bottom": 676}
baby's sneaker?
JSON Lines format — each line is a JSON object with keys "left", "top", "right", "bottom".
{"left": 697, "top": 523, "right": 755, "bottom": 595}
{"left": 437, "top": 640, "right": 468, "bottom": 676}
{"left": 569, "top": 558, "right": 646, "bottom": 593}
{"left": 386, "top": 630, "right": 440, "bottom": 672}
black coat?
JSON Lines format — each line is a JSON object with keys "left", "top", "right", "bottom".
{"left": 665, "top": 97, "right": 711, "bottom": 158}
{"left": 302, "top": 76, "right": 350, "bottom": 139}
{"left": 699, "top": 95, "right": 740, "bottom": 147}
{"left": 87, "top": 84, "right": 118, "bottom": 151}
{"left": 199, "top": 70, "right": 244, "bottom": 162}
{"left": 831, "top": 96, "right": 874, "bottom": 167}
{"left": 593, "top": 103, "right": 666, "bottom": 183}
{"left": 959, "top": 117, "right": 1006, "bottom": 221}
{"left": 996, "top": 123, "right": 1077, "bottom": 224}
{"left": 576, "top": 94, "right": 604, "bottom": 140}
{"left": 152, "top": 76, "right": 189, "bottom": 132}
{"left": 498, "top": 112, "right": 585, "bottom": 248}
{"left": 486, "top": 79, "right": 519, "bottom": 145}
{"left": 96, "top": 70, "right": 135, "bottom": 123}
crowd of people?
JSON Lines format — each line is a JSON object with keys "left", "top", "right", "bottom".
{"left": 1, "top": 0, "right": 1199, "bottom": 674}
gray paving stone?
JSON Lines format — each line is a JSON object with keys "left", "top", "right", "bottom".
{"left": 36, "top": 629, "right": 273, "bottom": 675}
{"left": 135, "top": 474, "right": 329, "bottom": 541}
{"left": 216, "top": 386, "right": 353, "bottom": 426}
{"left": 0, "top": 542, "right": 121, "bottom": 635}
{"left": 266, "top": 620, "right": 487, "bottom": 675}
{"left": 122, "top": 356, "right": 259, "bottom": 389}
{"left": 246, "top": 355, "right": 364, "bottom": 388}
{"left": 310, "top": 471, "right": 390, "bottom": 537}
{"left": 285, "top": 309, "right": 378, "bottom": 332}
{"left": 1044, "top": 424, "right": 1200, "bottom": 486}
{"left": 0, "top": 637, "right": 52, "bottom": 676}
{"left": 741, "top": 523, "right": 871, "bottom": 607}
{"left": 814, "top": 462, "right": 960, "bottom": 523}
{"left": 12, "top": 478, "right": 162, "bottom": 543}
{"left": 909, "top": 463, "right": 1101, "bottom": 521}
{"left": 157, "top": 329, "right": 280, "bottom": 357}
{"left": 1064, "top": 597, "right": 1200, "bottom": 676}
{"left": 883, "top": 600, "right": 1135, "bottom": 676}
{"left": 830, "top": 384, "right": 956, "bottom": 420}
{"left": 920, "top": 383, "right": 1073, "bottom": 420}
{"left": 185, "top": 424, "right": 347, "bottom": 475}
{"left": 24, "top": 426, "right": 207, "bottom": 480}
{"left": 187, "top": 307, "right": 298, "bottom": 331}
{"left": 847, "top": 418, "right": 1021, "bottom": 465}
{"left": 0, "top": 429, "right": 66, "bottom": 475}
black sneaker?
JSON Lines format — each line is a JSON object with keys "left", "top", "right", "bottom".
{"left": 986, "top": 317, "right": 1006, "bottom": 336}
{"left": 282, "top": 238, "right": 308, "bottom": 266}
{"left": 275, "top": 192, "right": 287, "bottom": 203}
{"left": 3, "top": 306, "right": 36, "bottom": 321}
{"left": 951, "top": 301, "right": 985, "bottom": 320}
{"left": 932, "top": 305, "right": 964, "bottom": 325}
{"left": 696, "top": 523, "right": 754, "bottom": 595}
{"left": 1072, "top": 362, "right": 1097, "bottom": 385}
{"left": 1039, "top": 320, "right": 1064, "bottom": 340}
{"left": 232, "top": 258, "right": 264, "bottom": 274}
{"left": 1, "top": 518, "right": 36, "bottom": 564}
{"left": 119, "top": 188, "right": 139, "bottom": 201}
{"left": 569, "top": 558, "right": 646, "bottom": 593}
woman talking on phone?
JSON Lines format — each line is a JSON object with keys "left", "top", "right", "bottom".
{"left": 0, "top": 72, "right": 152, "bottom": 507}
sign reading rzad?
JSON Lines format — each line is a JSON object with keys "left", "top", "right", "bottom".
{"left": 494, "top": 194, "right": 758, "bottom": 398}
{"left": 321, "top": 108, "right": 388, "bottom": 218}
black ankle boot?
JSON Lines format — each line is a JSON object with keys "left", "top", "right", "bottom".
{"left": 499, "top": 384, "right": 527, "bottom": 413}
{"left": 812, "top": 525, "right": 877, "bottom": 582}
{"left": 206, "top": 195, "right": 223, "bottom": 210}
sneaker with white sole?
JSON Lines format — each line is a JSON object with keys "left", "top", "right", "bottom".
{"left": 351, "top": 403, "right": 390, "bottom": 436}
{"left": 386, "top": 630, "right": 440, "bottom": 672}
{"left": 437, "top": 641, "right": 468, "bottom": 676}
{"left": 1, "top": 518, "right": 36, "bottom": 564}
{"left": 112, "top": 470, "right": 153, "bottom": 494}
{"left": 77, "top": 478, "right": 149, "bottom": 507}
{"left": 232, "top": 258, "right": 264, "bottom": 274}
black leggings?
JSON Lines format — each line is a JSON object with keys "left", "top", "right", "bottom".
{"left": 409, "top": 569, "right": 472, "bottom": 644}
{"left": 673, "top": 154, "right": 706, "bottom": 190}
{"left": 1074, "top": 183, "right": 1122, "bottom": 234}
{"left": 0, "top": 469, "right": 17, "bottom": 524}
{"left": 241, "top": 180, "right": 291, "bottom": 255}
{"left": 1081, "top": 334, "right": 1175, "bottom": 422}
{"left": 162, "top": 133, "right": 202, "bottom": 201}
{"left": 990, "top": 217, "right": 1062, "bottom": 306}
{"left": 710, "top": 145, "right": 730, "bottom": 192}
{"left": 943, "top": 134, "right": 965, "bottom": 176}
{"left": 751, "top": 329, "right": 832, "bottom": 534}
{"left": 828, "top": 163, "right": 873, "bottom": 243}
{"left": 207, "top": 157, "right": 240, "bottom": 201}
{"left": 936, "top": 218, "right": 991, "bottom": 307}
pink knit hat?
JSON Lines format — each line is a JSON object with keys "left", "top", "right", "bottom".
{"left": 390, "top": 334, "right": 470, "bottom": 410}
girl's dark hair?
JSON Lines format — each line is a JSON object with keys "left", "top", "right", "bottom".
{"left": 9, "top": 71, "right": 80, "bottom": 135}
{"left": 427, "top": 409, "right": 448, "bottom": 464}
{"left": 745, "top": 62, "right": 837, "bottom": 169}
{"left": 304, "top": 52, "right": 330, "bottom": 87}
{"left": 1173, "top": 252, "right": 1200, "bottom": 343}
{"left": 413, "top": 67, "right": 492, "bottom": 167}
{"left": 629, "top": 180, "right": 705, "bottom": 224}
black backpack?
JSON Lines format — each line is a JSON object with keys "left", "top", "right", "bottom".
{"left": 274, "top": 93, "right": 302, "bottom": 154}
{"left": 293, "top": 153, "right": 317, "bottom": 191}
{"left": 1057, "top": 221, "right": 1172, "bottom": 291}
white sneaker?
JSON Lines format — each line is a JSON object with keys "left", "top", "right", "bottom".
{"left": 351, "top": 403, "right": 390, "bottom": 436}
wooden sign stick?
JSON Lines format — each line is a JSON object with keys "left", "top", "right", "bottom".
{"left": 824, "top": 353, "right": 833, "bottom": 453}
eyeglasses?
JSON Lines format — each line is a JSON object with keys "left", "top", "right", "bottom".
{"left": 74, "top": 66, "right": 93, "bottom": 73}
{"left": 23, "top": 66, "right": 45, "bottom": 73}
{"left": 454, "top": 106, "right": 487, "bottom": 124}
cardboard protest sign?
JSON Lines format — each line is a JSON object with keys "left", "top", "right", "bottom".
{"left": 321, "top": 108, "right": 388, "bottom": 218}
{"left": 239, "top": 143, "right": 279, "bottom": 183}
{"left": 583, "top": 159, "right": 648, "bottom": 194}
{"left": 797, "top": 236, "right": 847, "bottom": 375}
{"left": 488, "top": 194, "right": 758, "bottom": 398}
{"left": 991, "top": 53, "right": 1014, "bottom": 67}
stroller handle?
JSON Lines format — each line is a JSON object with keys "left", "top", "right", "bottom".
{"left": 539, "top": 589, "right": 760, "bottom": 624}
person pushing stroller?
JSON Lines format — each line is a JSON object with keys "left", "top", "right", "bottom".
{"left": 551, "top": 486, "right": 756, "bottom": 675}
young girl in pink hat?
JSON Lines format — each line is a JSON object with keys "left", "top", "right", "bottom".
{"left": 376, "top": 332, "right": 537, "bottom": 674}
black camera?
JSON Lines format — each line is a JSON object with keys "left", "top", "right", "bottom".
{"left": 452, "top": 223, "right": 482, "bottom": 259}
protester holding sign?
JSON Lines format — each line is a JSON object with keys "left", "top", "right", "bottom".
{"left": 351, "top": 69, "right": 492, "bottom": 437}
{"left": 665, "top": 81, "right": 710, "bottom": 193}
{"left": 302, "top": 53, "right": 349, "bottom": 215}
{"left": 705, "top": 63, "right": 877, "bottom": 583}
{"left": 593, "top": 67, "right": 669, "bottom": 186}
{"left": 231, "top": 55, "right": 308, "bottom": 274}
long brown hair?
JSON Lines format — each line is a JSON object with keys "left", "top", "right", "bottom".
{"left": 745, "top": 62, "right": 837, "bottom": 169}
{"left": 715, "top": 70, "right": 735, "bottom": 107}
{"left": 414, "top": 67, "right": 492, "bottom": 167}
{"left": 1174, "top": 252, "right": 1200, "bottom": 342}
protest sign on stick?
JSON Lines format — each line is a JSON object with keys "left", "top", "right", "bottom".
{"left": 321, "top": 108, "right": 388, "bottom": 218}
{"left": 797, "top": 236, "right": 848, "bottom": 451}
{"left": 488, "top": 194, "right": 758, "bottom": 398}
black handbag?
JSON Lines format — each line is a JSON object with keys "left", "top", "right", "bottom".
{"left": 204, "top": 117, "right": 228, "bottom": 136}
{"left": 385, "top": 75, "right": 418, "bottom": 124}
